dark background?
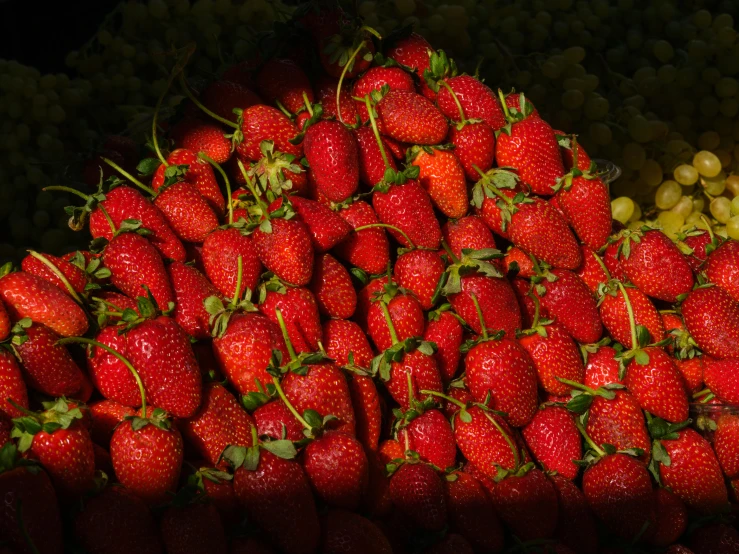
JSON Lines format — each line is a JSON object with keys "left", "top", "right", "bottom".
{"left": 0, "top": 0, "right": 121, "bottom": 73}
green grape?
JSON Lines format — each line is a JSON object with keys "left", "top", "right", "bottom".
{"left": 611, "top": 196, "right": 635, "bottom": 224}
{"left": 711, "top": 196, "right": 732, "bottom": 223}
{"left": 720, "top": 98, "right": 738, "bottom": 118}
{"left": 730, "top": 196, "right": 739, "bottom": 216}
{"left": 639, "top": 159, "right": 663, "bottom": 187}
{"left": 703, "top": 172, "right": 727, "bottom": 195}
{"left": 716, "top": 77, "right": 739, "bottom": 98}
{"left": 628, "top": 115, "right": 652, "bottom": 143}
{"left": 726, "top": 175, "right": 739, "bottom": 196}
{"left": 693, "top": 150, "right": 722, "bottom": 177}
{"left": 686, "top": 211, "right": 705, "bottom": 226}
{"left": 623, "top": 143, "right": 647, "bottom": 170}
{"left": 589, "top": 122, "right": 612, "bottom": 145}
{"left": 693, "top": 196, "right": 707, "bottom": 214}
{"left": 726, "top": 216, "right": 739, "bottom": 240}
{"left": 671, "top": 195, "right": 694, "bottom": 218}
{"left": 630, "top": 202, "right": 642, "bottom": 222}
{"left": 657, "top": 64, "right": 677, "bottom": 84}
{"left": 655, "top": 180, "right": 682, "bottom": 209}
{"left": 658, "top": 210, "right": 685, "bottom": 238}
{"left": 653, "top": 39, "right": 674, "bottom": 62}
{"left": 674, "top": 164, "right": 699, "bottom": 185}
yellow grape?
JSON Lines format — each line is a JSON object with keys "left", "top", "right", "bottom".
{"left": 710, "top": 196, "right": 732, "bottom": 223}
{"left": 693, "top": 150, "right": 722, "bottom": 177}
{"left": 727, "top": 216, "right": 739, "bottom": 240}
{"left": 670, "top": 196, "right": 694, "bottom": 218}
{"left": 655, "top": 180, "right": 682, "bottom": 209}
{"left": 674, "top": 164, "right": 699, "bottom": 185}
{"left": 657, "top": 210, "right": 685, "bottom": 238}
{"left": 726, "top": 175, "right": 739, "bottom": 196}
{"left": 702, "top": 172, "right": 727, "bottom": 195}
{"left": 611, "top": 196, "right": 635, "bottom": 224}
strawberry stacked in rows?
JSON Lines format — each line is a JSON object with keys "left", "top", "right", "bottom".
{"left": 1, "top": 6, "right": 739, "bottom": 554}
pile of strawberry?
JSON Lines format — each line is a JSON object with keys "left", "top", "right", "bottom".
{"left": 2, "top": 4, "right": 739, "bottom": 554}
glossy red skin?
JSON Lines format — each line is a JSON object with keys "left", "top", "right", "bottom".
{"left": 550, "top": 474, "right": 599, "bottom": 554}
{"left": 153, "top": 181, "right": 220, "bottom": 243}
{"left": 385, "top": 33, "right": 436, "bottom": 99}
{"left": 674, "top": 356, "right": 707, "bottom": 395}
{"left": 443, "top": 216, "right": 498, "bottom": 261}
{"left": 377, "top": 90, "right": 448, "bottom": 145}
{"left": 386, "top": 350, "right": 444, "bottom": 411}
{"left": 353, "top": 126, "right": 397, "bottom": 189}
{"left": 715, "top": 414, "right": 739, "bottom": 478}
{"left": 310, "top": 254, "right": 357, "bottom": 319}
{"left": 584, "top": 346, "right": 623, "bottom": 389}
{"left": 87, "top": 326, "right": 140, "bottom": 407}
{"left": 399, "top": 409, "right": 457, "bottom": 470}
{"left": 0, "top": 349, "right": 28, "bottom": 418}
{"left": 705, "top": 240, "right": 739, "bottom": 301}
{"left": 353, "top": 66, "right": 415, "bottom": 124}
{"left": 0, "top": 299, "right": 8, "bottom": 341}
{"left": 256, "top": 58, "right": 314, "bottom": 114}
{"left": 510, "top": 277, "right": 543, "bottom": 329}
{"left": 650, "top": 488, "right": 688, "bottom": 547}
{"left": 304, "top": 120, "right": 359, "bottom": 203}
{"left": 320, "top": 509, "right": 393, "bottom": 554}
{"left": 366, "top": 293, "right": 425, "bottom": 352}
{"left": 490, "top": 469, "right": 559, "bottom": 541}
{"left": 448, "top": 122, "right": 496, "bottom": 181}
{"left": 437, "top": 75, "right": 506, "bottom": 128}
{"left": 599, "top": 286, "right": 665, "bottom": 347}
{"left": 448, "top": 275, "right": 522, "bottom": 339}
{"left": 575, "top": 246, "right": 609, "bottom": 294}
{"left": 424, "top": 311, "right": 464, "bottom": 383}
{"left": 89, "top": 400, "right": 135, "bottom": 445}
{"left": 465, "top": 338, "right": 538, "bottom": 428}
{"left": 236, "top": 104, "right": 302, "bottom": 162}
{"left": 254, "top": 217, "right": 314, "bottom": 286}
{"left": 168, "top": 261, "right": 221, "bottom": 340}
{"left": 659, "top": 428, "right": 729, "bottom": 515}
{"left": 518, "top": 323, "right": 585, "bottom": 396}
{"left": 587, "top": 391, "right": 651, "bottom": 464}
{"left": 681, "top": 230, "right": 713, "bottom": 272}
{"left": 389, "top": 462, "right": 447, "bottom": 531}
{"left": 557, "top": 174, "right": 612, "bottom": 251}
{"left": 152, "top": 148, "right": 225, "bottom": 215}
{"left": 475, "top": 186, "right": 517, "bottom": 240}
{"left": 623, "top": 347, "right": 689, "bottom": 423}
{"left": 201, "top": 228, "right": 262, "bottom": 300}
{"left": 453, "top": 406, "right": 518, "bottom": 476}
{"left": 412, "top": 148, "right": 469, "bottom": 219}
{"left": 394, "top": 250, "right": 446, "bottom": 311}
{"left": 21, "top": 252, "right": 88, "bottom": 295}
{"left": 304, "top": 431, "right": 368, "bottom": 510}
{"left": 160, "top": 502, "right": 228, "bottom": 554}
{"left": 602, "top": 240, "right": 627, "bottom": 281}
{"left": 259, "top": 286, "right": 322, "bottom": 353}
{"left": 682, "top": 285, "right": 739, "bottom": 359}
{"left": 170, "top": 117, "right": 231, "bottom": 164}
{"left": 288, "top": 196, "right": 353, "bottom": 253}
{"left": 316, "top": 75, "right": 360, "bottom": 126}
{"left": 373, "top": 181, "right": 442, "bottom": 250}
{"left": 333, "top": 200, "right": 390, "bottom": 275}
{"left": 253, "top": 400, "right": 304, "bottom": 442}
{"left": 323, "top": 319, "right": 374, "bottom": 368}
{"left": 522, "top": 406, "right": 581, "bottom": 480}
{"left": 503, "top": 246, "right": 535, "bottom": 278}
{"left": 213, "top": 313, "right": 288, "bottom": 395}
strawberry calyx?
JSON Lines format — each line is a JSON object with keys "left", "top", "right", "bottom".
{"left": 269, "top": 307, "right": 332, "bottom": 376}
{"left": 0, "top": 442, "right": 41, "bottom": 475}
{"left": 44, "top": 184, "right": 108, "bottom": 232}
{"left": 206, "top": 255, "right": 259, "bottom": 339}
{"left": 371, "top": 336, "right": 437, "bottom": 383}
{"left": 169, "top": 465, "right": 233, "bottom": 508}
{"left": 645, "top": 413, "right": 694, "bottom": 484}
{"left": 422, "top": 50, "right": 459, "bottom": 93}
{"left": 496, "top": 89, "right": 537, "bottom": 136}
{"left": 471, "top": 166, "right": 530, "bottom": 232}
{"left": 392, "top": 371, "right": 438, "bottom": 434}
{"left": 405, "top": 143, "right": 455, "bottom": 164}
{"left": 553, "top": 134, "right": 598, "bottom": 192}
{"left": 101, "top": 288, "right": 174, "bottom": 332}
{"left": 560, "top": 378, "right": 626, "bottom": 415}
{"left": 441, "top": 244, "right": 504, "bottom": 296}
{"left": 289, "top": 103, "right": 325, "bottom": 143}
{"left": 10, "top": 397, "right": 84, "bottom": 452}
{"left": 125, "top": 406, "right": 173, "bottom": 433}
{"left": 222, "top": 425, "right": 298, "bottom": 472}
{"left": 4, "top": 317, "right": 32, "bottom": 350}
{"left": 268, "top": 367, "right": 336, "bottom": 440}
{"left": 65, "top": 251, "right": 111, "bottom": 292}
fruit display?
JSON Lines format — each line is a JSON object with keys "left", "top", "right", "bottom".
{"left": 1, "top": 2, "right": 739, "bottom": 554}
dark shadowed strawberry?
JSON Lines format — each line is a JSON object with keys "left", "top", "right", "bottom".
{"left": 389, "top": 462, "right": 447, "bottom": 531}
{"left": 650, "top": 488, "right": 688, "bottom": 547}
{"left": 386, "top": 32, "right": 436, "bottom": 99}
{"left": 88, "top": 400, "right": 135, "bottom": 446}
{"left": 316, "top": 75, "right": 359, "bottom": 125}
{"left": 168, "top": 261, "right": 221, "bottom": 340}
{"left": 160, "top": 501, "right": 228, "bottom": 554}
{"left": 550, "top": 474, "right": 599, "bottom": 554}
{"left": 320, "top": 509, "right": 393, "bottom": 554}
{"left": 256, "top": 58, "right": 314, "bottom": 114}
{"left": 714, "top": 414, "right": 739, "bottom": 479}
{"left": 353, "top": 125, "right": 397, "bottom": 189}
{"left": 424, "top": 309, "right": 464, "bottom": 383}
{"left": 689, "top": 523, "right": 739, "bottom": 554}
{"left": 199, "top": 80, "right": 262, "bottom": 124}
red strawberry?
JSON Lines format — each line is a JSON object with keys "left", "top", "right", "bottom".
{"left": 436, "top": 75, "right": 506, "bottom": 130}
{"left": 170, "top": 117, "right": 232, "bottom": 164}
{"left": 584, "top": 346, "right": 623, "bottom": 388}
{"left": 0, "top": 349, "right": 28, "bottom": 418}
{"left": 199, "top": 80, "right": 262, "bottom": 124}
{"left": 510, "top": 276, "right": 541, "bottom": 328}
{"left": 310, "top": 253, "right": 356, "bottom": 319}
{"left": 347, "top": 372, "right": 382, "bottom": 452}
{"left": 373, "top": 180, "right": 442, "bottom": 249}
{"left": 256, "top": 58, "right": 314, "bottom": 114}
{"left": 519, "top": 323, "right": 585, "bottom": 396}
{"left": 714, "top": 414, "right": 739, "bottom": 478}
{"left": 575, "top": 246, "right": 610, "bottom": 294}
{"left": 160, "top": 502, "right": 228, "bottom": 554}
{"left": 689, "top": 523, "right": 739, "bottom": 554}
{"left": 303, "top": 120, "right": 359, "bottom": 203}
{"left": 259, "top": 286, "right": 322, "bottom": 353}
{"left": 424, "top": 310, "right": 464, "bottom": 383}
{"left": 465, "top": 338, "right": 538, "bottom": 427}
{"left": 650, "top": 488, "right": 688, "bottom": 547}
{"left": 88, "top": 400, "right": 135, "bottom": 445}
{"left": 586, "top": 390, "right": 651, "bottom": 463}
{"left": 254, "top": 400, "right": 304, "bottom": 442}
{"left": 522, "top": 405, "right": 581, "bottom": 480}
{"left": 180, "top": 383, "right": 255, "bottom": 467}
{"left": 385, "top": 349, "right": 444, "bottom": 412}
{"left": 74, "top": 484, "right": 164, "bottom": 554}
{"left": 442, "top": 216, "right": 498, "bottom": 261}
{"left": 353, "top": 126, "right": 397, "bottom": 189}
{"left": 0, "top": 299, "right": 8, "bottom": 341}
{"left": 377, "top": 90, "right": 448, "bottom": 145}
{"left": 303, "top": 431, "right": 368, "bottom": 509}
{"left": 153, "top": 149, "right": 225, "bottom": 215}
{"left": 448, "top": 275, "right": 522, "bottom": 339}
{"left": 389, "top": 462, "right": 447, "bottom": 531}
{"left": 448, "top": 122, "right": 496, "bottom": 181}
{"left": 253, "top": 206, "right": 314, "bottom": 287}
{"left": 623, "top": 347, "right": 689, "bottom": 423}
{"left": 658, "top": 428, "right": 728, "bottom": 515}
{"left": 288, "top": 196, "right": 352, "bottom": 252}
{"left": 333, "top": 200, "right": 390, "bottom": 275}
{"left": 353, "top": 66, "right": 415, "bottom": 124}
{"left": 394, "top": 250, "right": 445, "bottom": 311}
{"left": 153, "top": 180, "right": 219, "bottom": 243}
{"left": 366, "top": 290, "right": 425, "bottom": 352}
{"left": 85, "top": 326, "right": 140, "bottom": 407}
{"left": 386, "top": 33, "right": 436, "bottom": 99}
{"left": 602, "top": 239, "right": 627, "bottom": 281}
{"left": 504, "top": 246, "right": 536, "bottom": 277}
{"left": 236, "top": 104, "right": 301, "bottom": 162}
{"left": 110, "top": 407, "right": 184, "bottom": 506}
{"left": 323, "top": 319, "right": 374, "bottom": 368}
{"left": 680, "top": 229, "right": 715, "bottom": 272}
{"left": 316, "top": 75, "right": 359, "bottom": 125}
{"left": 0, "top": 271, "right": 88, "bottom": 337}
{"left": 682, "top": 285, "right": 739, "bottom": 359}
{"left": 556, "top": 171, "right": 612, "bottom": 251}
{"left": 320, "top": 509, "right": 393, "bottom": 554}
{"left": 704, "top": 239, "right": 739, "bottom": 301}
{"left": 453, "top": 405, "right": 519, "bottom": 476}
{"left": 168, "top": 261, "right": 221, "bottom": 340}
{"left": 398, "top": 409, "right": 457, "bottom": 470}
{"left": 21, "top": 252, "right": 88, "bottom": 296}
{"left": 550, "top": 474, "right": 599, "bottom": 554}
{"left": 411, "top": 147, "right": 468, "bottom": 219}
{"left": 674, "top": 356, "right": 706, "bottom": 395}
{"left": 599, "top": 283, "right": 665, "bottom": 346}
{"left": 201, "top": 228, "right": 262, "bottom": 300}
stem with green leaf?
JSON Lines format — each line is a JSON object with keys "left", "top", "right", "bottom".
{"left": 616, "top": 281, "right": 639, "bottom": 351}
{"left": 102, "top": 158, "right": 156, "bottom": 196}
{"left": 236, "top": 159, "right": 270, "bottom": 215}
{"left": 472, "top": 165, "right": 515, "bottom": 207}
{"left": 379, "top": 301, "right": 400, "bottom": 346}
{"left": 336, "top": 41, "right": 367, "bottom": 123}
{"left": 178, "top": 73, "right": 239, "bottom": 129}
{"left": 420, "top": 389, "right": 466, "bottom": 409}
{"left": 469, "top": 292, "right": 488, "bottom": 340}
{"left": 440, "top": 240, "right": 460, "bottom": 264}
{"left": 354, "top": 223, "right": 414, "bottom": 249}
{"left": 364, "top": 95, "right": 391, "bottom": 171}
{"left": 27, "top": 251, "right": 84, "bottom": 305}
{"left": 199, "top": 152, "right": 233, "bottom": 225}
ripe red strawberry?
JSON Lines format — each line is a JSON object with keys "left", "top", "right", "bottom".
{"left": 389, "top": 462, "right": 447, "bottom": 531}
{"left": 424, "top": 310, "right": 464, "bottom": 383}
{"left": 110, "top": 408, "right": 184, "bottom": 506}
{"left": 377, "top": 90, "right": 448, "bottom": 145}
{"left": 617, "top": 229, "right": 695, "bottom": 302}
{"left": 386, "top": 32, "right": 436, "bottom": 99}
{"left": 682, "top": 285, "right": 739, "bottom": 359}
{"left": 315, "top": 75, "right": 359, "bottom": 126}
{"left": 180, "top": 383, "right": 255, "bottom": 467}
{"left": 0, "top": 271, "right": 88, "bottom": 337}
{"left": 448, "top": 275, "right": 522, "bottom": 339}
{"left": 599, "top": 283, "right": 665, "bottom": 346}
{"left": 323, "top": 319, "right": 374, "bottom": 367}
{"left": 411, "top": 147, "right": 468, "bottom": 218}
{"left": 303, "top": 431, "right": 368, "bottom": 509}
{"left": 674, "top": 356, "right": 706, "bottom": 395}
{"left": 320, "top": 509, "right": 393, "bottom": 554}
{"left": 623, "top": 347, "right": 689, "bottom": 423}
{"left": 88, "top": 400, "right": 135, "bottom": 445}
{"left": 201, "top": 227, "right": 262, "bottom": 300}
{"left": 704, "top": 239, "right": 739, "bottom": 301}
{"left": 0, "top": 349, "right": 28, "bottom": 418}
{"left": 333, "top": 200, "right": 390, "bottom": 275}
{"left": 490, "top": 468, "right": 559, "bottom": 541}
{"left": 443, "top": 471, "right": 505, "bottom": 553}
{"left": 85, "top": 326, "right": 140, "bottom": 407}
{"left": 310, "top": 253, "right": 356, "bottom": 319}
{"left": 393, "top": 250, "right": 445, "bottom": 311}
{"left": 153, "top": 180, "right": 220, "bottom": 243}
{"left": 259, "top": 286, "right": 322, "bottom": 353}
{"left": 373, "top": 180, "right": 442, "bottom": 249}
{"left": 303, "top": 120, "right": 359, "bottom": 203}
{"left": 385, "top": 349, "right": 444, "bottom": 411}
{"left": 0, "top": 446, "right": 64, "bottom": 554}
{"left": 575, "top": 246, "right": 610, "bottom": 294}
{"left": 236, "top": 104, "right": 302, "bottom": 162}
{"left": 465, "top": 338, "right": 538, "bottom": 427}
{"left": 213, "top": 313, "right": 288, "bottom": 395}
{"left": 453, "top": 405, "right": 519, "bottom": 475}
{"left": 556, "top": 171, "right": 612, "bottom": 251}
{"left": 366, "top": 290, "right": 425, "bottom": 353}
{"left": 519, "top": 323, "right": 585, "bottom": 396}
{"left": 0, "top": 299, "right": 9, "bottom": 341}
{"left": 170, "top": 117, "right": 232, "bottom": 164}
{"left": 153, "top": 149, "right": 225, "bottom": 215}
{"left": 199, "top": 80, "right": 262, "bottom": 124}
{"left": 353, "top": 66, "right": 416, "bottom": 124}
{"left": 282, "top": 363, "right": 356, "bottom": 435}
{"left": 680, "top": 229, "right": 714, "bottom": 272}
{"left": 510, "top": 276, "right": 541, "bottom": 328}
{"left": 586, "top": 390, "right": 651, "bottom": 463}
{"left": 584, "top": 346, "right": 623, "bottom": 388}
{"left": 658, "top": 428, "right": 728, "bottom": 515}
{"left": 233, "top": 450, "right": 320, "bottom": 554}
{"left": 253, "top": 208, "right": 314, "bottom": 287}
{"left": 504, "top": 246, "right": 536, "bottom": 277}
{"left": 398, "top": 409, "right": 456, "bottom": 470}
{"left": 650, "top": 488, "right": 688, "bottom": 548}
{"left": 522, "top": 405, "right": 581, "bottom": 480}
{"left": 288, "top": 196, "right": 352, "bottom": 252}
{"left": 582, "top": 453, "right": 655, "bottom": 541}
{"left": 714, "top": 414, "right": 739, "bottom": 478}
{"left": 256, "top": 58, "right": 314, "bottom": 114}
{"left": 168, "top": 261, "right": 221, "bottom": 340}
{"left": 74, "top": 484, "right": 164, "bottom": 554}
{"left": 448, "top": 122, "right": 496, "bottom": 181}
{"left": 14, "top": 323, "right": 85, "bottom": 397}
{"left": 347, "top": 373, "right": 382, "bottom": 452}
{"left": 254, "top": 400, "right": 304, "bottom": 442}
{"left": 549, "top": 474, "right": 599, "bottom": 554}
{"left": 21, "top": 252, "right": 88, "bottom": 296}
{"left": 436, "top": 75, "right": 506, "bottom": 129}
{"left": 442, "top": 216, "right": 498, "bottom": 260}
{"left": 160, "top": 502, "right": 228, "bottom": 554}
{"left": 353, "top": 125, "right": 397, "bottom": 189}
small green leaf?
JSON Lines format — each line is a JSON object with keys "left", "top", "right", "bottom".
{"left": 261, "top": 439, "right": 297, "bottom": 459}
{"left": 137, "top": 158, "right": 162, "bottom": 176}
{"left": 634, "top": 349, "right": 650, "bottom": 366}
{"left": 303, "top": 409, "right": 323, "bottom": 430}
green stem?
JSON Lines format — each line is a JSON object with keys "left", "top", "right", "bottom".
{"left": 439, "top": 80, "right": 466, "bottom": 122}
{"left": 151, "top": 77, "right": 170, "bottom": 167}
{"left": 527, "top": 291, "right": 541, "bottom": 329}
{"left": 102, "top": 158, "right": 156, "bottom": 196}
{"left": 483, "top": 410, "right": 519, "bottom": 470}
{"left": 236, "top": 159, "right": 269, "bottom": 215}
{"left": 379, "top": 301, "right": 400, "bottom": 346}
{"left": 27, "top": 251, "right": 84, "bottom": 305}
{"left": 57, "top": 337, "right": 148, "bottom": 418}
{"left": 359, "top": 25, "right": 383, "bottom": 40}
{"left": 302, "top": 92, "right": 313, "bottom": 116}
{"left": 693, "top": 388, "right": 712, "bottom": 399}
{"left": 616, "top": 281, "right": 639, "bottom": 351}
{"left": 469, "top": 292, "right": 488, "bottom": 340}
{"left": 420, "top": 389, "right": 466, "bottom": 409}
{"left": 440, "top": 240, "right": 460, "bottom": 264}
{"left": 337, "top": 41, "right": 367, "bottom": 123}
{"left": 274, "top": 308, "right": 297, "bottom": 362}
{"left": 497, "top": 88, "right": 513, "bottom": 122}
{"left": 405, "top": 370, "right": 415, "bottom": 409}
{"left": 42, "top": 185, "right": 90, "bottom": 202}
{"left": 574, "top": 415, "right": 606, "bottom": 457}
{"left": 557, "top": 377, "right": 601, "bottom": 396}
{"left": 354, "top": 223, "right": 414, "bottom": 249}
{"left": 98, "top": 204, "right": 117, "bottom": 235}
{"left": 275, "top": 100, "right": 292, "bottom": 118}
{"left": 472, "top": 165, "right": 514, "bottom": 207}
{"left": 364, "top": 95, "right": 391, "bottom": 171}
{"left": 199, "top": 152, "right": 233, "bottom": 224}
{"left": 178, "top": 73, "right": 239, "bottom": 129}
{"left": 272, "top": 375, "right": 312, "bottom": 430}
{"left": 591, "top": 250, "right": 612, "bottom": 281}
{"left": 232, "top": 255, "right": 243, "bottom": 306}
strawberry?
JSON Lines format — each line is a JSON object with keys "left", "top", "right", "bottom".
{"left": 353, "top": 66, "right": 416, "bottom": 123}
{"left": 316, "top": 75, "right": 359, "bottom": 125}
{"left": 504, "top": 246, "right": 536, "bottom": 278}
{"left": 442, "top": 216, "right": 498, "bottom": 261}
{"left": 465, "top": 338, "right": 538, "bottom": 427}
{"left": 85, "top": 326, "right": 140, "bottom": 407}
{"left": 389, "top": 462, "right": 447, "bottom": 531}
{"left": 602, "top": 239, "right": 627, "bottom": 281}
{"left": 259, "top": 285, "right": 322, "bottom": 353}
{"left": 232, "top": 450, "right": 320, "bottom": 554}
{"left": 575, "top": 246, "right": 610, "bottom": 294}
{"left": 180, "top": 383, "right": 255, "bottom": 467}
{"left": 247, "top": 140, "right": 308, "bottom": 197}
{"left": 714, "top": 414, "right": 739, "bottom": 478}
{"left": 366, "top": 287, "right": 425, "bottom": 352}
{"left": 448, "top": 122, "right": 496, "bottom": 181}
{"left": 110, "top": 407, "right": 184, "bottom": 506}
{"left": 320, "top": 509, "right": 393, "bottom": 554}
{"left": 453, "top": 405, "right": 519, "bottom": 475}
{"left": 333, "top": 200, "right": 390, "bottom": 275}
{"left": 310, "top": 253, "right": 357, "bottom": 319}
{"left": 623, "top": 347, "right": 689, "bottom": 423}
{"left": 230, "top": 538, "right": 277, "bottom": 554}
{"left": 199, "top": 80, "right": 262, "bottom": 124}
{"left": 236, "top": 104, "right": 302, "bottom": 162}
{"left": 519, "top": 323, "right": 585, "bottom": 396}
{"left": 674, "top": 356, "right": 706, "bottom": 395}
{"left": 386, "top": 32, "right": 436, "bottom": 99}
{"left": 704, "top": 239, "right": 739, "bottom": 301}
{"left": 582, "top": 453, "right": 655, "bottom": 541}
{"left": 21, "top": 252, "right": 88, "bottom": 296}
{"left": 153, "top": 179, "right": 220, "bottom": 244}
{"left": 549, "top": 474, "right": 599, "bottom": 554}
{"left": 436, "top": 75, "right": 506, "bottom": 130}
{"left": 0, "top": 349, "right": 28, "bottom": 418}
{"left": 0, "top": 271, "right": 87, "bottom": 337}
{"left": 353, "top": 125, "right": 398, "bottom": 188}
{"left": 679, "top": 228, "right": 715, "bottom": 272}
{"left": 0, "top": 444, "right": 64, "bottom": 554}
{"left": 323, "top": 319, "right": 374, "bottom": 367}
{"left": 168, "top": 261, "right": 221, "bottom": 340}
{"left": 657, "top": 428, "right": 728, "bottom": 515}
{"left": 253, "top": 400, "right": 305, "bottom": 442}
{"left": 303, "top": 120, "right": 359, "bottom": 203}
{"left": 377, "top": 90, "right": 448, "bottom": 145}
{"left": 650, "top": 488, "right": 688, "bottom": 547}
{"left": 373, "top": 180, "right": 443, "bottom": 250}
{"left": 689, "top": 523, "right": 739, "bottom": 554}
{"left": 556, "top": 167, "right": 612, "bottom": 252}
{"left": 88, "top": 400, "right": 135, "bottom": 445}
{"left": 288, "top": 196, "right": 353, "bottom": 252}
{"left": 410, "top": 147, "right": 468, "bottom": 218}
{"left": 398, "top": 409, "right": 457, "bottom": 470}
{"left": 152, "top": 149, "right": 226, "bottom": 216}
{"left": 598, "top": 282, "right": 665, "bottom": 346}
{"left": 347, "top": 371, "right": 382, "bottom": 452}
{"left": 444, "top": 471, "right": 505, "bottom": 553}
{"left": 616, "top": 229, "right": 695, "bottom": 302}
{"left": 170, "top": 117, "right": 232, "bottom": 165}
{"left": 385, "top": 349, "right": 444, "bottom": 412}
{"left": 303, "top": 431, "right": 368, "bottom": 509}
{"left": 160, "top": 502, "right": 228, "bottom": 554}
{"left": 74, "top": 484, "right": 164, "bottom": 554}
{"left": 393, "top": 250, "right": 445, "bottom": 311}
{"left": 681, "top": 285, "right": 739, "bottom": 359}
{"left": 0, "top": 299, "right": 8, "bottom": 341}
{"left": 522, "top": 405, "right": 581, "bottom": 480}
{"left": 201, "top": 228, "right": 263, "bottom": 300}
{"left": 586, "top": 390, "right": 651, "bottom": 463}
{"left": 424, "top": 309, "right": 463, "bottom": 383}
{"left": 256, "top": 58, "right": 314, "bottom": 114}
{"left": 447, "top": 275, "right": 522, "bottom": 339}
{"left": 584, "top": 346, "right": 623, "bottom": 388}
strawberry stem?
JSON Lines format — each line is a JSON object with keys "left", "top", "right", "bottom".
{"left": 236, "top": 159, "right": 270, "bottom": 216}
{"left": 439, "top": 80, "right": 466, "bottom": 122}
{"left": 98, "top": 204, "right": 117, "bottom": 235}
{"left": 405, "top": 370, "right": 416, "bottom": 410}
{"left": 43, "top": 185, "right": 90, "bottom": 202}
{"left": 102, "top": 158, "right": 156, "bottom": 196}
{"left": 469, "top": 292, "right": 488, "bottom": 340}
{"left": 556, "top": 378, "right": 600, "bottom": 396}
{"left": 483, "top": 410, "right": 520, "bottom": 470}
{"left": 232, "top": 255, "right": 243, "bottom": 306}
{"left": 271, "top": 375, "right": 312, "bottom": 431}
{"left": 420, "top": 389, "right": 466, "bottom": 409}
{"left": 57, "top": 337, "right": 148, "bottom": 418}
{"left": 573, "top": 415, "right": 605, "bottom": 457}
{"left": 198, "top": 152, "right": 233, "bottom": 225}
{"left": 379, "top": 300, "right": 400, "bottom": 346}
{"left": 27, "top": 251, "right": 84, "bottom": 305}
{"left": 178, "top": 73, "right": 239, "bottom": 130}
{"left": 275, "top": 100, "right": 292, "bottom": 119}
{"left": 591, "top": 250, "right": 612, "bottom": 281}
{"left": 151, "top": 79, "right": 170, "bottom": 167}
{"left": 692, "top": 388, "right": 712, "bottom": 399}
{"left": 472, "top": 165, "right": 514, "bottom": 207}
{"left": 337, "top": 41, "right": 367, "bottom": 123}
{"left": 274, "top": 308, "right": 297, "bottom": 362}
{"left": 440, "top": 240, "right": 460, "bottom": 264}
{"left": 615, "top": 281, "right": 639, "bottom": 351}
{"left": 302, "top": 92, "right": 314, "bottom": 117}
{"left": 497, "top": 89, "right": 513, "bottom": 122}
{"left": 354, "top": 223, "right": 414, "bottom": 249}
{"left": 364, "top": 95, "right": 391, "bottom": 171}
{"left": 526, "top": 291, "right": 541, "bottom": 329}
{"left": 359, "top": 25, "right": 383, "bottom": 40}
